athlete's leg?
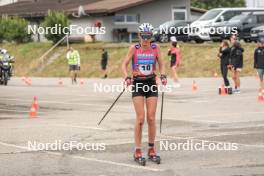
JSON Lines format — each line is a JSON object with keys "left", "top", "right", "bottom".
{"left": 220, "top": 64, "right": 224, "bottom": 77}
{"left": 261, "top": 79, "right": 264, "bottom": 92}
{"left": 74, "top": 69, "right": 78, "bottom": 83}
{"left": 102, "top": 69, "right": 107, "bottom": 78}
{"left": 70, "top": 70, "right": 74, "bottom": 84}
{"left": 260, "top": 79, "right": 264, "bottom": 92}
{"left": 221, "top": 64, "right": 230, "bottom": 86}
{"left": 146, "top": 97, "right": 158, "bottom": 145}
{"left": 104, "top": 69, "right": 108, "bottom": 78}
{"left": 171, "top": 66, "right": 178, "bottom": 82}
{"left": 259, "top": 70, "right": 264, "bottom": 91}
{"left": 232, "top": 69, "right": 237, "bottom": 89}
{"left": 132, "top": 96, "right": 145, "bottom": 148}
{"left": 236, "top": 71, "right": 241, "bottom": 88}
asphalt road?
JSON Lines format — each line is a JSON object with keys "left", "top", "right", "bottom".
{"left": 0, "top": 77, "right": 264, "bottom": 176}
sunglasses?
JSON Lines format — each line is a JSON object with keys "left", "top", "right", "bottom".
{"left": 231, "top": 36, "right": 237, "bottom": 40}
{"left": 140, "top": 33, "right": 152, "bottom": 40}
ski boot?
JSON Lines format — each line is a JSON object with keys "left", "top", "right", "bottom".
{"left": 134, "top": 149, "right": 146, "bottom": 166}
{"left": 148, "top": 147, "right": 161, "bottom": 164}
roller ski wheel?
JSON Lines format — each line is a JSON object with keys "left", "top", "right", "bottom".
{"left": 134, "top": 156, "right": 146, "bottom": 166}
{"left": 148, "top": 148, "right": 161, "bottom": 164}
{"left": 134, "top": 149, "right": 146, "bottom": 166}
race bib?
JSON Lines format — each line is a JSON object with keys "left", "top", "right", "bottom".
{"left": 137, "top": 58, "right": 155, "bottom": 76}
{"left": 139, "top": 64, "right": 153, "bottom": 75}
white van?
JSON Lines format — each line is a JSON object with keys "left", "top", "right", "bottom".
{"left": 189, "top": 8, "right": 264, "bottom": 42}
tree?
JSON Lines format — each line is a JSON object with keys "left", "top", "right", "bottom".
{"left": 42, "top": 11, "right": 70, "bottom": 44}
{"left": 0, "top": 19, "right": 4, "bottom": 42}
{"left": 0, "top": 17, "right": 31, "bottom": 43}
{"left": 191, "top": 0, "right": 246, "bottom": 10}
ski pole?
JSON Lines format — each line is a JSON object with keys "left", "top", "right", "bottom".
{"left": 160, "top": 91, "right": 165, "bottom": 134}
{"left": 97, "top": 88, "right": 126, "bottom": 126}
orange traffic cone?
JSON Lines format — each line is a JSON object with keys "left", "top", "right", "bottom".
{"left": 25, "top": 77, "right": 32, "bottom": 86}
{"left": 220, "top": 84, "right": 227, "bottom": 96}
{"left": 257, "top": 90, "right": 264, "bottom": 102}
{"left": 29, "top": 104, "right": 37, "bottom": 118}
{"left": 58, "top": 78, "right": 64, "bottom": 86}
{"left": 23, "top": 77, "right": 27, "bottom": 85}
{"left": 80, "top": 79, "right": 85, "bottom": 85}
{"left": 22, "top": 77, "right": 27, "bottom": 85}
{"left": 33, "top": 96, "right": 39, "bottom": 110}
{"left": 192, "top": 80, "right": 198, "bottom": 92}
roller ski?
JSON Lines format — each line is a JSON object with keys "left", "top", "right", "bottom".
{"left": 134, "top": 149, "right": 146, "bottom": 166}
{"left": 148, "top": 148, "right": 161, "bottom": 164}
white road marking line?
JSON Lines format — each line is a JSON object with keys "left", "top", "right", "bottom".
{"left": 54, "top": 124, "right": 107, "bottom": 131}
{"left": 0, "top": 124, "right": 108, "bottom": 131}
{"left": 0, "top": 141, "right": 163, "bottom": 172}
{"left": 164, "top": 111, "right": 264, "bottom": 122}
{"left": 193, "top": 131, "right": 263, "bottom": 138}
{"left": 163, "top": 117, "right": 220, "bottom": 124}
{"left": 191, "top": 111, "right": 264, "bottom": 119}
{"left": 0, "top": 141, "right": 29, "bottom": 150}
{"left": 204, "top": 123, "right": 264, "bottom": 129}
{"left": 168, "top": 96, "right": 256, "bottom": 104}
{"left": 2, "top": 89, "right": 128, "bottom": 99}
{"left": 0, "top": 98, "right": 131, "bottom": 109}
{"left": 159, "top": 135, "right": 196, "bottom": 141}
{"left": 193, "top": 100, "right": 210, "bottom": 103}
{"left": 0, "top": 108, "right": 44, "bottom": 114}
{"left": 68, "top": 155, "right": 163, "bottom": 172}
{"left": 0, "top": 94, "right": 258, "bottom": 111}
{"left": 0, "top": 98, "right": 103, "bottom": 107}
{"left": 0, "top": 126, "right": 49, "bottom": 129}
{"left": 105, "top": 140, "right": 137, "bottom": 146}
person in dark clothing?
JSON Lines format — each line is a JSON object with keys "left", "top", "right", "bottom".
{"left": 218, "top": 40, "right": 231, "bottom": 87}
{"left": 230, "top": 39, "right": 244, "bottom": 93}
{"left": 254, "top": 37, "right": 264, "bottom": 95}
{"left": 168, "top": 36, "right": 181, "bottom": 88}
{"left": 101, "top": 48, "right": 108, "bottom": 79}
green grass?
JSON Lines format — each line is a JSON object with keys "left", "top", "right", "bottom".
{"left": 0, "top": 42, "right": 258, "bottom": 78}
{"left": 0, "top": 42, "right": 52, "bottom": 76}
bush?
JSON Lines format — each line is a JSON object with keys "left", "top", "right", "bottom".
{"left": 191, "top": 0, "right": 245, "bottom": 9}
{"left": 42, "top": 11, "right": 70, "bottom": 44}
{"left": 0, "top": 17, "right": 31, "bottom": 43}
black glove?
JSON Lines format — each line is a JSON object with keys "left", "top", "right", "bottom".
{"left": 125, "top": 76, "right": 133, "bottom": 86}
{"left": 160, "top": 74, "right": 167, "bottom": 86}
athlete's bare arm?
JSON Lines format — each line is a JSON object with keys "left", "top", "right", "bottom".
{"left": 156, "top": 44, "right": 166, "bottom": 75}
{"left": 122, "top": 46, "right": 135, "bottom": 78}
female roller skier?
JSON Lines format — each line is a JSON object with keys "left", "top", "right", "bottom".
{"left": 122, "top": 23, "right": 167, "bottom": 166}
{"left": 168, "top": 36, "right": 181, "bottom": 88}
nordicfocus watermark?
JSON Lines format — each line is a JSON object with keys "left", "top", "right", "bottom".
{"left": 28, "top": 24, "right": 106, "bottom": 35}
{"left": 160, "top": 140, "right": 239, "bottom": 151}
{"left": 158, "top": 24, "right": 238, "bottom": 36}
{"left": 27, "top": 140, "right": 106, "bottom": 151}
{"left": 93, "top": 82, "right": 173, "bottom": 93}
